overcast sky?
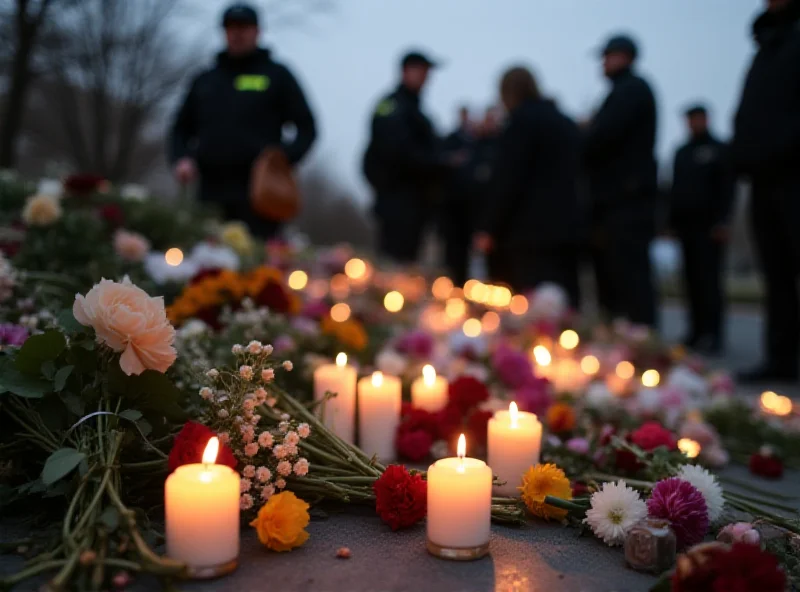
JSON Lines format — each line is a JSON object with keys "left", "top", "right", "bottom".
{"left": 184, "top": 0, "right": 763, "bottom": 205}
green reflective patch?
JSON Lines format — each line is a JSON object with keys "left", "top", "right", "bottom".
{"left": 375, "top": 99, "right": 396, "bottom": 117}
{"left": 235, "top": 74, "right": 270, "bottom": 91}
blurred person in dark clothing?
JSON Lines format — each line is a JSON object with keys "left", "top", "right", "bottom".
{"left": 669, "top": 104, "right": 735, "bottom": 355}
{"left": 733, "top": 0, "right": 800, "bottom": 382}
{"left": 363, "top": 51, "right": 461, "bottom": 263}
{"left": 583, "top": 34, "right": 658, "bottom": 326}
{"left": 440, "top": 105, "right": 477, "bottom": 284}
{"left": 169, "top": 3, "right": 317, "bottom": 238}
{"left": 474, "top": 67, "right": 583, "bottom": 306}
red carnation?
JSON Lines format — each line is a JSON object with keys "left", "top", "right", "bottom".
{"left": 98, "top": 204, "right": 125, "bottom": 228}
{"left": 254, "top": 280, "right": 293, "bottom": 314}
{"left": 399, "top": 407, "right": 439, "bottom": 437}
{"left": 749, "top": 449, "right": 784, "bottom": 479}
{"left": 396, "top": 430, "right": 433, "bottom": 462}
{"left": 466, "top": 409, "right": 493, "bottom": 448}
{"left": 630, "top": 421, "right": 677, "bottom": 452}
{"left": 434, "top": 405, "right": 463, "bottom": 442}
{"left": 448, "top": 375, "right": 489, "bottom": 414}
{"left": 168, "top": 421, "right": 237, "bottom": 472}
{"left": 672, "top": 543, "right": 785, "bottom": 592}
{"left": 373, "top": 464, "right": 427, "bottom": 530}
{"left": 64, "top": 173, "right": 108, "bottom": 196}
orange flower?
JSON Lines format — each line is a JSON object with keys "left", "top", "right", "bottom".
{"left": 250, "top": 491, "right": 310, "bottom": 552}
{"left": 321, "top": 315, "right": 368, "bottom": 351}
{"left": 520, "top": 463, "right": 572, "bottom": 520}
{"left": 546, "top": 403, "right": 576, "bottom": 433}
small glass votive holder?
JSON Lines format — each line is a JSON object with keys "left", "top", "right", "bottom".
{"left": 624, "top": 518, "right": 676, "bottom": 574}
{"left": 426, "top": 539, "right": 490, "bottom": 561}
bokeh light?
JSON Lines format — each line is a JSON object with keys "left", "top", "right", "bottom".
{"left": 677, "top": 438, "right": 701, "bottom": 459}
{"left": 559, "top": 330, "right": 580, "bottom": 350}
{"left": 330, "top": 302, "right": 351, "bottom": 322}
{"left": 287, "top": 270, "right": 308, "bottom": 291}
{"left": 384, "top": 291, "right": 404, "bottom": 313}
{"left": 760, "top": 391, "right": 793, "bottom": 416}
{"left": 432, "top": 276, "right": 454, "bottom": 300}
{"left": 344, "top": 258, "right": 367, "bottom": 280}
{"left": 533, "top": 345, "right": 552, "bottom": 366}
{"left": 481, "top": 311, "right": 500, "bottom": 333}
{"left": 580, "top": 355, "right": 600, "bottom": 376}
{"left": 462, "top": 318, "right": 482, "bottom": 338}
{"left": 616, "top": 361, "right": 635, "bottom": 380}
{"left": 165, "top": 248, "right": 183, "bottom": 266}
{"left": 445, "top": 298, "right": 467, "bottom": 319}
{"left": 641, "top": 369, "right": 661, "bottom": 388}
{"left": 509, "top": 294, "right": 529, "bottom": 315}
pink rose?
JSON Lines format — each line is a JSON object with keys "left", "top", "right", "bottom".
{"left": 73, "top": 277, "right": 176, "bottom": 375}
{"left": 113, "top": 229, "right": 150, "bottom": 262}
{"left": 717, "top": 522, "right": 760, "bottom": 545}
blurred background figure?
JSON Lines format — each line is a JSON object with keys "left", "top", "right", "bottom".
{"left": 169, "top": 2, "right": 317, "bottom": 238}
{"left": 363, "top": 50, "right": 459, "bottom": 263}
{"left": 668, "top": 104, "right": 735, "bottom": 355}
{"left": 583, "top": 34, "right": 658, "bottom": 326}
{"left": 439, "top": 105, "right": 477, "bottom": 285}
{"left": 474, "top": 66, "right": 582, "bottom": 305}
{"left": 733, "top": 0, "right": 800, "bottom": 382}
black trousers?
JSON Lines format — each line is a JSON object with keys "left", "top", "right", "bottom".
{"left": 500, "top": 246, "right": 581, "bottom": 309}
{"left": 751, "top": 176, "right": 800, "bottom": 373}
{"left": 591, "top": 210, "right": 657, "bottom": 326}
{"left": 438, "top": 200, "right": 473, "bottom": 286}
{"left": 675, "top": 220, "right": 725, "bottom": 343}
{"left": 199, "top": 175, "right": 281, "bottom": 239}
{"left": 375, "top": 192, "right": 428, "bottom": 264}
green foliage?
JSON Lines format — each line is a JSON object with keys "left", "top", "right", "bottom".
{"left": 41, "top": 448, "right": 86, "bottom": 486}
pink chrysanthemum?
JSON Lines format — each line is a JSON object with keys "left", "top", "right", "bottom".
{"left": 647, "top": 478, "right": 708, "bottom": 549}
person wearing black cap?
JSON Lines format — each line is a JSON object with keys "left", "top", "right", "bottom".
{"left": 668, "top": 105, "right": 735, "bottom": 355}
{"left": 732, "top": 0, "right": 800, "bottom": 382}
{"left": 169, "top": 2, "right": 317, "bottom": 238}
{"left": 363, "top": 51, "right": 462, "bottom": 263}
{"left": 583, "top": 34, "right": 658, "bottom": 327}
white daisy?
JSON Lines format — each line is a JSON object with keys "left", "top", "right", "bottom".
{"left": 676, "top": 464, "right": 724, "bottom": 522}
{"left": 584, "top": 481, "right": 647, "bottom": 546}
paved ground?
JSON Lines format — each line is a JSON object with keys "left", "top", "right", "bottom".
{"left": 2, "top": 306, "right": 798, "bottom": 592}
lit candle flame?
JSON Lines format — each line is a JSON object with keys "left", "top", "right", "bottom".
{"left": 677, "top": 438, "right": 701, "bottom": 459}
{"left": 642, "top": 369, "right": 661, "bottom": 388}
{"left": 202, "top": 436, "right": 219, "bottom": 465}
{"left": 760, "top": 391, "right": 793, "bottom": 417}
{"left": 533, "top": 345, "right": 552, "bottom": 366}
{"left": 336, "top": 352, "right": 347, "bottom": 367}
{"left": 509, "top": 401, "right": 519, "bottom": 429}
{"left": 422, "top": 364, "right": 436, "bottom": 386}
{"left": 372, "top": 371, "right": 384, "bottom": 387}
{"left": 457, "top": 433, "right": 466, "bottom": 471}
{"left": 559, "top": 330, "right": 580, "bottom": 350}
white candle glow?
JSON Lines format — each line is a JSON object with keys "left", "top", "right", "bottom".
{"left": 487, "top": 402, "right": 542, "bottom": 497}
{"left": 427, "top": 434, "right": 492, "bottom": 559}
{"left": 358, "top": 371, "right": 402, "bottom": 461}
{"left": 313, "top": 352, "right": 357, "bottom": 444}
{"left": 165, "top": 437, "right": 239, "bottom": 577}
{"left": 411, "top": 364, "right": 448, "bottom": 412}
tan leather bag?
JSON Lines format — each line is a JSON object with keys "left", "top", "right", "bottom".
{"left": 249, "top": 148, "right": 300, "bottom": 221}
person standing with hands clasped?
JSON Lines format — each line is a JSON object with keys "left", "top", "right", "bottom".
{"left": 473, "top": 67, "right": 583, "bottom": 306}
{"left": 733, "top": 0, "right": 800, "bottom": 383}
{"left": 669, "top": 105, "right": 735, "bottom": 355}
{"left": 169, "top": 3, "right": 317, "bottom": 238}
{"left": 363, "top": 51, "right": 465, "bottom": 264}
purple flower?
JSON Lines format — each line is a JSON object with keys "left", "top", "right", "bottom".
{"left": 647, "top": 477, "right": 708, "bottom": 549}
{"left": 395, "top": 330, "right": 434, "bottom": 359}
{"left": 301, "top": 299, "right": 329, "bottom": 320}
{"left": 273, "top": 335, "right": 296, "bottom": 355}
{"left": 514, "top": 378, "right": 552, "bottom": 416}
{"left": 492, "top": 344, "right": 534, "bottom": 389}
{"left": 566, "top": 437, "right": 590, "bottom": 455}
{"left": 0, "top": 323, "right": 28, "bottom": 346}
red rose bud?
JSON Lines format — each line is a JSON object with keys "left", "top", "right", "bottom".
{"left": 447, "top": 375, "right": 489, "bottom": 414}
{"left": 630, "top": 421, "right": 677, "bottom": 452}
{"left": 749, "top": 449, "right": 784, "bottom": 480}
{"left": 373, "top": 465, "right": 427, "bottom": 530}
{"left": 168, "top": 421, "right": 237, "bottom": 472}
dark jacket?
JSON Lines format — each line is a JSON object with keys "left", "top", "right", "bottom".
{"left": 362, "top": 85, "right": 447, "bottom": 198}
{"left": 732, "top": 1, "right": 800, "bottom": 179}
{"left": 480, "top": 98, "right": 583, "bottom": 248}
{"left": 442, "top": 127, "right": 475, "bottom": 202}
{"left": 670, "top": 133, "right": 735, "bottom": 227}
{"left": 583, "top": 68, "right": 658, "bottom": 207}
{"left": 170, "top": 48, "right": 316, "bottom": 175}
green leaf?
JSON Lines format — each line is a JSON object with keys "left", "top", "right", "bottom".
{"left": 107, "top": 365, "right": 186, "bottom": 422}
{"left": 0, "top": 358, "right": 52, "bottom": 398}
{"left": 15, "top": 330, "right": 67, "bottom": 376}
{"left": 57, "top": 309, "right": 85, "bottom": 334}
{"left": 53, "top": 365, "right": 74, "bottom": 392}
{"left": 41, "top": 360, "right": 56, "bottom": 380}
{"left": 118, "top": 409, "right": 142, "bottom": 422}
{"left": 98, "top": 506, "right": 119, "bottom": 532}
{"left": 42, "top": 448, "right": 86, "bottom": 486}
{"left": 66, "top": 346, "right": 97, "bottom": 374}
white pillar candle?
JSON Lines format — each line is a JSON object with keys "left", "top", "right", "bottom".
{"left": 165, "top": 437, "right": 239, "bottom": 577}
{"left": 427, "top": 434, "right": 492, "bottom": 558}
{"left": 411, "top": 364, "right": 448, "bottom": 412}
{"left": 358, "top": 371, "right": 402, "bottom": 461}
{"left": 313, "top": 352, "right": 357, "bottom": 444}
{"left": 487, "top": 402, "right": 542, "bottom": 497}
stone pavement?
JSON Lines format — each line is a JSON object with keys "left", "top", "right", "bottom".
{"left": 2, "top": 306, "right": 798, "bottom": 592}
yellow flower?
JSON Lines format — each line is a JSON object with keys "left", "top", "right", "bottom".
{"left": 22, "top": 194, "right": 62, "bottom": 226}
{"left": 321, "top": 316, "right": 368, "bottom": 351}
{"left": 519, "top": 463, "right": 572, "bottom": 521}
{"left": 250, "top": 491, "right": 310, "bottom": 552}
{"left": 220, "top": 221, "right": 255, "bottom": 256}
